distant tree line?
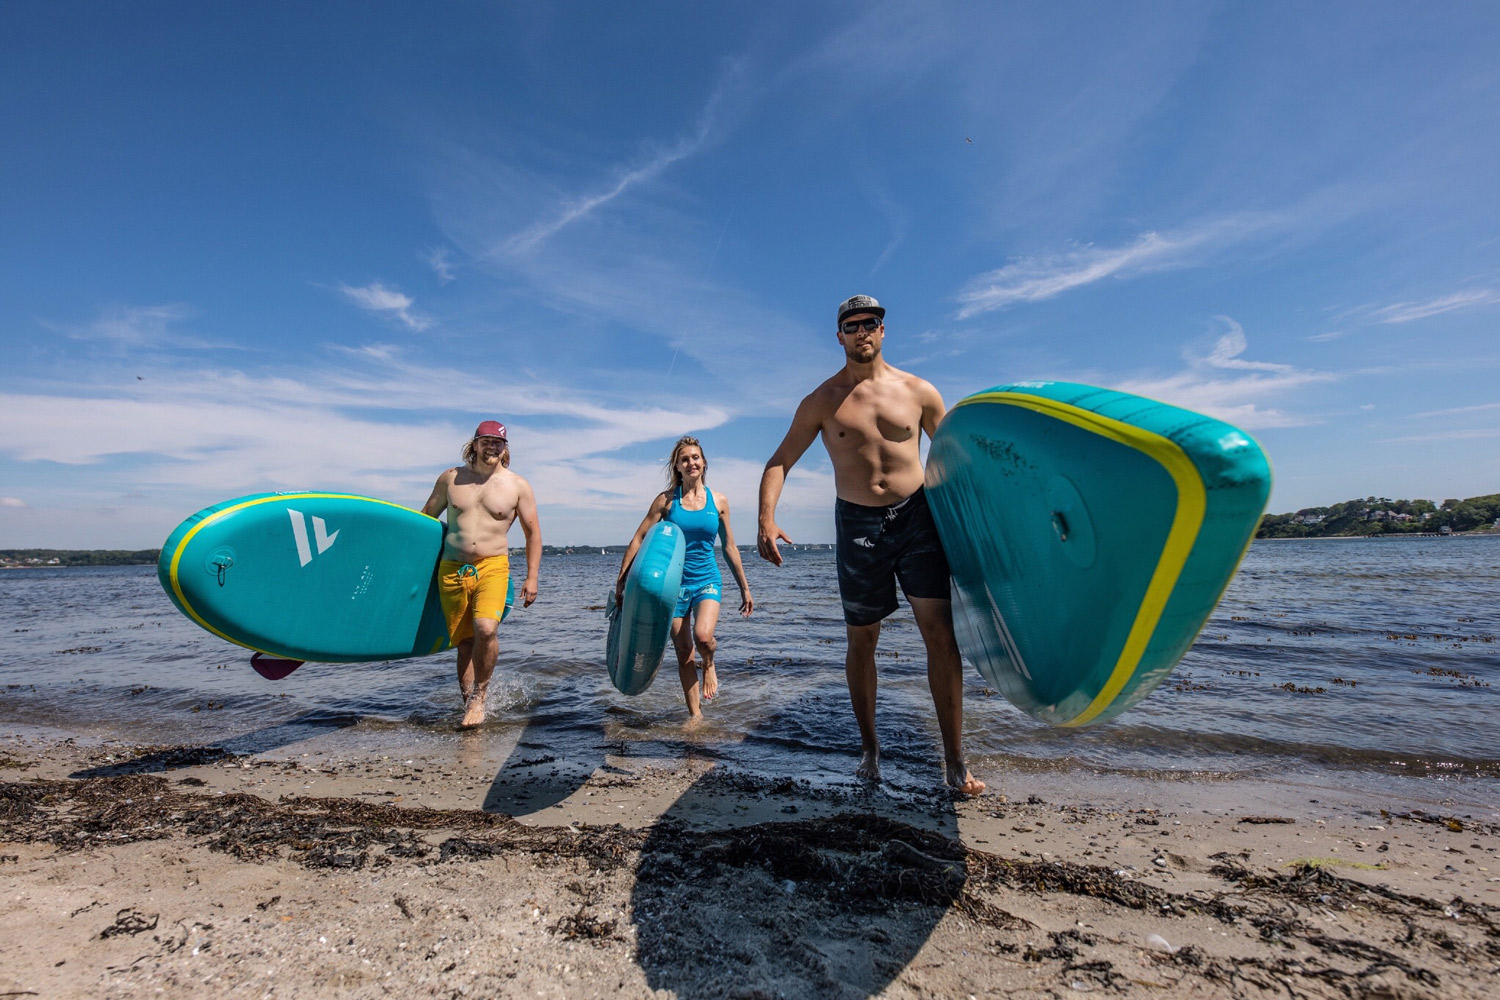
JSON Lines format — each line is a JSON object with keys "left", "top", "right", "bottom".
{"left": 0, "top": 548, "right": 161, "bottom": 567}
{"left": 1, "top": 542, "right": 826, "bottom": 567}
{"left": 1257, "top": 494, "right": 1500, "bottom": 538}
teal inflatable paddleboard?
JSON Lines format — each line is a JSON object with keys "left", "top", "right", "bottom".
{"left": 159, "top": 492, "right": 510, "bottom": 665}
{"left": 606, "top": 521, "right": 686, "bottom": 695}
{"left": 925, "top": 382, "right": 1271, "bottom": 727}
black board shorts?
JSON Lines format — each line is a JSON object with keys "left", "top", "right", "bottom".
{"left": 834, "top": 487, "right": 951, "bottom": 626}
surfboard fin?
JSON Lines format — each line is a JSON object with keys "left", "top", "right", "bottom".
{"left": 250, "top": 652, "right": 305, "bottom": 680}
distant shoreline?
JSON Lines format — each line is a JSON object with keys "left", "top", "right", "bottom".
{"left": 4, "top": 534, "right": 1497, "bottom": 566}
{"left": 1255, "top": 531, "right": 1500, "bottom": 541}
{"left": 0, "top": 543, "right": 834, "bottom": 568}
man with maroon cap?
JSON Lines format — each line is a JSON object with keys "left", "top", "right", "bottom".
{"left": 757, "top": 295, "right": 984, "bottom": 795}
{"left": 422, "top": 420, "right": 541, "bottom": 727}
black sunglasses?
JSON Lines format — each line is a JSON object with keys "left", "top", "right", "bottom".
{"left": 840, "top": 317, "right": 882, "bottom": 334}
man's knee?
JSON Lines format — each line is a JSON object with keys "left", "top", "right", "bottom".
{"left": 922, "top": 624, "right": 959, "bottom": 658}
{"left": 911, "top": 598, "right": 957, "bottom": 644}
{"left": 473, "top": 617, "right": 500, "bottom": 639}
{"left": 845, "top": 622, "right": 880, "bottom": 655}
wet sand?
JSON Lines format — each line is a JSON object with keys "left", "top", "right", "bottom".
{"left": 2, "top": 732, "right": 1497, "bottom": 999}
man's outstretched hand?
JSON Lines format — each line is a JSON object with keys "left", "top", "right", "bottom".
{"left": 757, "top": 522, "right": 792, "bottom": 566}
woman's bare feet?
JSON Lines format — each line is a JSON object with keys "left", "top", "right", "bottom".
{"left": 945, "top": 759, "right": 985, "bottom": 796}
{"left": 856, "top": 746, "right": 881, "bottom": 782}
{"left": 702, "top": 664, "right": 718, "bottom": 702}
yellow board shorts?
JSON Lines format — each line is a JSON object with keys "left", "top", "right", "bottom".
{"left": 438, "top": 554, "right": 510, "bottom": 645}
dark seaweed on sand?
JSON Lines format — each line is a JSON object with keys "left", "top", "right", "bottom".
{"left": 4, "top": 769, "right": 1497, "bottom": 996}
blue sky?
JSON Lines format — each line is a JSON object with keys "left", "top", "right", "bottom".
{"left": 3, "top": 2, "right": 1498, "bottom": 548}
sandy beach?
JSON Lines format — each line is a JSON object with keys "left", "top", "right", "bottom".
{"left": 2, "top": 731, "right": 1496, "bottom": 999}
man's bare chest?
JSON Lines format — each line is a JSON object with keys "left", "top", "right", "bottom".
{"left": 824, "top": 388, "right": 922, "bottom": 449}
{"left": 449, "top": 480, "right": 516, "bottom": 519}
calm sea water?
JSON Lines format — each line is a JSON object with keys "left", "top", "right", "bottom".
{"left": 2, "top": 538, "right": 1497, "bottom": 800}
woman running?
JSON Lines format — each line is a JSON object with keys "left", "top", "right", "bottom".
{"left": 616, "top": 436, "right": 753, "bottom": 717}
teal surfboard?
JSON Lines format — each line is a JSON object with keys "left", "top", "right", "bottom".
{"left": 925, "top": 382, "right": 1271, "bottom": 727}
{"left": 606, "top": 521, "right": 686, "bottom": 695}
{"left": 159, "top": 492, "right": 510, "bottom": 664}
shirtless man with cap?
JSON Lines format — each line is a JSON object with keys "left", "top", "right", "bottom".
{"left": 422, "top": 420, "right": 541, "bottom": 728}
{"left": 757, "top": 295, "right": 984, "bottom": 795}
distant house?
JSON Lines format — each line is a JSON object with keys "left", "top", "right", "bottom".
{"left": 1294, "top": 513, "right": 1325, "bottom": 525}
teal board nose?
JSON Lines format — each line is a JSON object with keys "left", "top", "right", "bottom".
{"left": 159, "top": 492, "right": 459, "bottom": 663}
{"left": 926, "top": 382, "right": 1271, "bottom": 727}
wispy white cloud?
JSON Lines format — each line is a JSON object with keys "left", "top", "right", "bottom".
{"left": 0, "top": 497, "right": 26, "bottom": 509}
{"left": 422, "top": 245, "right": 456, "bottom": 284}
{"left": 430, "top": 150, "right": 825, "bottom": 413}
{"left": 48, "top": 304, "right": 227, "bottom": 350}
{"left": 859, "top": 172, "right": 908, "bottom": 275}
{"left": 496, "top": 66, "right": 740, "bottom": 257}
{"left": 1194, "top": 318, "right": 1292, "bottom": 372}
{"left": 0, "top": 346, "right": 733, "bottom": 521}
{"left": 954, "top": 215, "right": 1283, "bottom": 318}
{"left": 1413, "top": 401, "right": 1500, "bottom": 419}
{"left": 418, "top": 59, "right": 841, "bottom": 412}
{"left": 1112, "top": 319, "right": 1334, "bottom": 430}
{"left": 337, "top": 282, "right": 432, "bottom": 331}
{"left": 1390, "top": 427, "right": 1500, "bottom": 443}
{"left": 1366, "top": 289, "right": 1500, "bottom": 325}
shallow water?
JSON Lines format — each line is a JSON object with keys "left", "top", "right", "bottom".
{"left": 2, "top": 537, "right": 1497, "bottom": 800}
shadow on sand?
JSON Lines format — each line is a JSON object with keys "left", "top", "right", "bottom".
{"left": 622, "top": 689, "right": 968, "bottom": 1000}
{"left": 68, "top": 711, "right": 360, "bottom": 778}
{"left": 480, "top": 714, "right": 609, "bottom": 816}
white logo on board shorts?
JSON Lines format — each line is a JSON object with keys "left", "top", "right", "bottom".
{"left": 287, "top": 509, "right": 339, "bottom": 567}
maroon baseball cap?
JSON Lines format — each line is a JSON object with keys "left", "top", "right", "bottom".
{"left": 473, "top": 420, "right": 507, "bottom": 440}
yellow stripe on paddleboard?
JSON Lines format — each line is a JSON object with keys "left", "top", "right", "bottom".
{"left": 953, "top": 390, "right": 1208, "bottom": 726}
{"left": 167, "top": 493, "right": 432, "bottom": 658}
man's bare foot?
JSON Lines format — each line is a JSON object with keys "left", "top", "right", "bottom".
{"left": 459, "top": 686, "right": 487, "bottom": 728}
{"left": 855, "top": 747, "right": 881, "bottom": 782}
{"left": 702, "top": 665, "right": 718, "bottom": 701}
{"left": 945, "top": 760, "right": 985, "bottom": 796}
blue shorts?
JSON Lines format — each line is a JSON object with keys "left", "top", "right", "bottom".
{"left": 674, "top": 581, "right": 721, "bottom": 619}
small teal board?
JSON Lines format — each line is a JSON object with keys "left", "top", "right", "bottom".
{"left": 925, "top": 382, "right": 1271, "bottom": 727}
{"left": 159, "top": 492, "right": 510, "bottom": 664}
{"left": 606, "top": 521, "right": 686, "bottom": 695}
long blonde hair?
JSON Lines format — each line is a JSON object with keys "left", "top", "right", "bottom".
{"left": 462, "top": 437, "right": 510, "bottom": 469}
{"left": 665, "top": 436, "right": 706, "bottom": 493}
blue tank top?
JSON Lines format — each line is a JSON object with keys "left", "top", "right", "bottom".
{"left": 665, "top": 486, "right": 722, "bottom": 589}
